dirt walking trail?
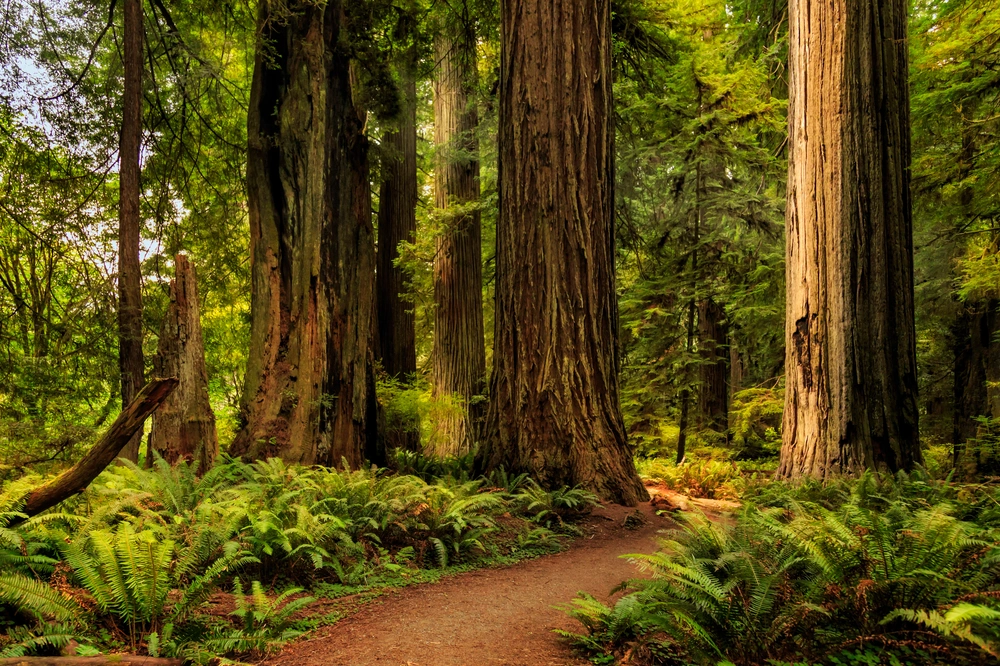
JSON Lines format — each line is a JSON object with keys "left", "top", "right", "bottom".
{"left": 262, "top": 501, "right": 674, "bottom": 666}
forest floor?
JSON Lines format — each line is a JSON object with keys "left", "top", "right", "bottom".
{"left": 260, "top": 489, "right": 732, "bottom": 666}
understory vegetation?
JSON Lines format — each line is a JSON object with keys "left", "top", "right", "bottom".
{"left": 561, "top": 471, "right": 1000, "bottom": 666}
{"left": 0, "top": 455, "right": 595, "bottom": 662}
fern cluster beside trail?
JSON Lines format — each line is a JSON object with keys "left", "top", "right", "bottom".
{"left": 562, "top": 470, "right": 1000, "bottom": 665}
{"left": 0, "top": 454, "right": 597, "bottom": 663}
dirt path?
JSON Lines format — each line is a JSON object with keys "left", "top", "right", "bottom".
{"left": 262, "top": 502, "right": 674, "bottom": 666}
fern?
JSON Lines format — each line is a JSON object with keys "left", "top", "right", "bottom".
{"left": 0, "top": 571, "right": 79, "bottom": 622}
{"left": 565, "top": 485, "right": 1000, "bottom": 665}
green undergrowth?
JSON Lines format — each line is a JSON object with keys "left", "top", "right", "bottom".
{"left": 0, "top": 453, "right": 597, "bottom": 664}
{"left": 561, "top": 469, "right": 1000, "bottom": 666}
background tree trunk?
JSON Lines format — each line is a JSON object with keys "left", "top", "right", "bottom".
{"left": 729, "top": 340, "right": 744, "bottom": 401}
{"left": 377, "top": 52, "right": 420, "bottom": 453}
{"left": 231, "top": 0, "right": 376, "bottom": 467}
{"left": 698, "top": 298, "right": 729, "bottom": 435}
{"left": 778, "top": 0, "right": 921, "bottom": 479}
{"left": 117, "top": 0, "right": 144, "bottom": 463}
{"left": 150, "top": 255, "right": 218, "bottom": 472}
{"left": 480, "top": 0, "right": 647, "bottom": 505}
{"left": 431, "top": 19, "right": 486, "bottom": 456}
{"left": 953, "top": 301, "right": 1000, "bottom": 475}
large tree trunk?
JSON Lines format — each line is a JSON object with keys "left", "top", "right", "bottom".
{"left": 729, "top": 339, "right": 744, "bottom": 400}
{"left": 117, "top": 0, "right": 144, "bottom": 463}
{"left": 698, "top": 298, "right": 729, "bottom": 435}
{"left": 953, "top": 300, "right": 1000, "bottom": 475}
{"left": 479, "top": 0, "right": 646, "bottom": 505}
{"left": 230, "top": 1, "right": 376, "bottom": 467}
{"left": 377, "top": 53, "right": 420, "bottom": 453}
{"left": 431, "top": 19, "right": 486, "bottom": 457}
{"left": 150, "top": 255, "right": 218, "bottom": 472}
{"left": 777, "top": 0, "right": 921, "bottom": 479}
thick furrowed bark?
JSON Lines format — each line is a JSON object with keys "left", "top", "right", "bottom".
{"left": 432, "top": 23, "right": 486, "bottom": 456}
{"left": 480, "top": 0, "right": 647, "bottom": 506}
{"left": 232, "top": 1, "right": 375, "bottom": 467}
{"left": 377, "top": 54, "right": 420, "bottom": 453}
{"left": 778, "top": 0, "right": 920, "bottom": 479}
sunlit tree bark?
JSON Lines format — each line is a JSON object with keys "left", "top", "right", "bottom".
{"left": 778, "top": 0, "right": 921, "bottom": 479}
{"left": 480, "top": 0, "right": 647, "bottom": 505}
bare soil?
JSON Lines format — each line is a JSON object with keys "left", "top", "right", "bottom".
{"left": 260, "top": 501, "right": 676, "bottom": 666}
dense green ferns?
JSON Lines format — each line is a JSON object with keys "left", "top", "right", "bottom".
{"left": 0, "top": 456, "right": 593, "bottom": 661}
{"left": 563, "top": 473, "right": 1000, "bottom": 665}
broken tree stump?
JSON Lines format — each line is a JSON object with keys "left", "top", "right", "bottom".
{"left": 149, "top": 254, "right": 218, "bottom": 472}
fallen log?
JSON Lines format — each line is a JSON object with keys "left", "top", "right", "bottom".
{"left": 0, "top": 657, "right": 183, "bottom": 665}
{"left": 13, "top": 378, "right": 178, "bottom": 524}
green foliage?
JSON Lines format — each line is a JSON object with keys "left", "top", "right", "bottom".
{"left": 563, "top": 474, "right": 1000, "bottom": 665}
{"left": 0, "top": 573, "right": 80, "bottom": 624}
{"left": 1, "top": 456, "right": 573, "bottom": 660}
{"left": 390, "top": 448, "right": 477, "bottom": 482}
{"left": 513, "top": 480, "right": 600, "bottom": 530}
{"left": 728, "top": 386, "right": 784, "bottom": 458}
{"left": 197, "top": 580, "right": 314, "bottom": 659}
{"left": 635, "top": 456, "right": 774, "bottom": 500}
{"left": 615, "top": 0, "right": 787, "bottom": 447}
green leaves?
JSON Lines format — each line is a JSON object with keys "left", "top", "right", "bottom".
{"left": 0, "top": 572, "right": 79, "bottom": 623}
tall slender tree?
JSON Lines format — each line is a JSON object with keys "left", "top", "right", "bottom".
{"left": 377, "top": 44, "right": 420, "bottom": 452}
{"left": 431, "top": 8, "right": 485, "bottom": 456}
{"left": 230, "top": 0, "right": 376, "bottom": 467}
{"left": 117, "top": 0, "right": 145, "bottom": 463}
{"left": 777, "top": 0, "right": 921, "bottom": 479}
{"left": 479, "top": 0, "right": 647, "bottom": 505}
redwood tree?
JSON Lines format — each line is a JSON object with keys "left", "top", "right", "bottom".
{"left": 777, "top": 0, "right": 921, "bottom": 479}
{"left": 117, "top": 0, "right": 144, "bottom": 463}
{"left": 431, "top": 12, "right": 486, "bottom": 456}
{"left": 480, "top": 0, "right": 647, "bottom": 505}
{"left": 377, "top": 50, "right": 420, "bottom": 452}
{"left": 698, "top": 298, "right": 729, "bottom": 435}
{"left": 230, "top": 0, "right": 376, "bottom": 467}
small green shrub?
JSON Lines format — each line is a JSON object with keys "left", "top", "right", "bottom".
{"left": 634, "top": 457, "right": 750, "bottom": 499}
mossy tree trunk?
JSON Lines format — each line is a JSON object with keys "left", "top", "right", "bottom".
{"left": 777, "top": 0, "right": 921, "bottom": 479}
{"left": 479, "top": 0, "right": 647, "bottom": 506}
{"left": 231, "top": 0, "right": 376, "bottom": 467}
